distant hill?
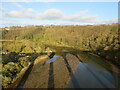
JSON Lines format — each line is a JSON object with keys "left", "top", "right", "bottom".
{"left": 1, "top": 23, "right": 120, "bottom": 67}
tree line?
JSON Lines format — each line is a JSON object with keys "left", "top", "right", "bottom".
{"left": 2, "top": 23, "right": 120, "bottom": 67}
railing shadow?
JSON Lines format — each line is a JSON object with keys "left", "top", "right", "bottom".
{"left": 62, "top": 52, "right": 81, "bottom": 88}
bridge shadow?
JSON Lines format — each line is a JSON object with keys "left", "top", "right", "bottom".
{"left": 63, "top": 52, "right": 119, "bottom": 88}
{"left": 62, "top": 52, "right": 81, "bottom": 88}
{"left": 15, "top": 54, "right": 39, "bottom": 89}
{"left": 45, "top": 44, "right": 119, "bottom": 67}
{"left": 48, "top": 62, "right": 54, "bottom": 88}
{"left": 45, "top": 44, "right": 119, "bottom": 71}
{"left": 45, "top": 44, "right": 120, "bottom": 88}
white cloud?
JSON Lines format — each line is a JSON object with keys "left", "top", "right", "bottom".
{"left": 35, "top": 9, "right": 100, "bottom": 23}
{"left": 12, "top": 2, "right": 24, "bottom": 9}
{"left": 3, "top": 3, "right": 35, "bottom": 18}
{"left": 37, "top": 9, "right": 63, "bottom": 20}
{"left": 27, "top": 8, "right": 35, "bottom": 12}
{"left": 5, "top": 8, "right": 98, "bottom": 23}
{"left": 0, "top": 7, "right": 5, "bottom": 10}
{"left": 63, "top": 13, "right": 99, "bottom": 23}
{"left": 3, "top": 6, "right": 35, "bottom": 18}
{"left": 2, "top": 8, "right": 117, "bottom": 26}
{"left": 4, "top": 10, "right": 33, "bottom": 18}
{"left": 6, "top": 11, "right": 22, "bottom": 17}
{"left": 101, "top": 18, "right": 118, "bottom": 24}
{"left": 1, "top": 18, "right": 117, "bottom": 28}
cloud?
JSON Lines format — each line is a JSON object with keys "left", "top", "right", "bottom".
{"left": 4, "top": 6, "right": 35, "bottom": 18}
{"left": 36, "top": 9, "right": 100, "bottom": 23}
{"left": 12, "top": 2, "right": 24, "bottom": 9}
{"left": 3, "top": 2, "right": 35, "bottom": 18}
{"left": 63, "top": 13, "right": 99, "bottom": 23}
{"left": 5, "top": 11, "right": 22, "bottom": 17}
{"left": 5, "top": 8, "right": 98, "bottom": 23}
{"left": 0, "top": 7, "right": 5, "bottom": 10}
{"left": 2, "top": 8, "right": 117, "bottom": 26}
{"left": 27, "top": 8, "right": 35, "bottom": 12}
{"left": 37, "top": 9, "right": 63, "bottom": 20}
{"left": 101, "top": 18, "right": 118, "bottom": 24}
{"left": 4, "top": 10, "right": 33, "bottom": 18}
{"left": 1, "top": 18, "right": 117, "bottom": 28}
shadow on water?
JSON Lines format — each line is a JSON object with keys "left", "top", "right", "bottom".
{"left": 62, "top": 52, "right": 81, "bottom": 88}
{"left": 48, "top": 62, "right": 54, "bottom": 88}
{"left": 65, "top": 53, "right": 119, "bottom": 88}
{"left": 45, "top": 44, "right": 120, "bottom": 67}
{"left": 45, "top": 45, "right": 120, "bottom": 88}
{"left": 45, "top": 44, "right": 117, "bottom": 72}
{"left": 70, "top": 63, "right": 119, "bottom": 88}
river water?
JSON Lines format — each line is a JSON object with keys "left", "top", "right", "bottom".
{"left": 33, "top": 52, "right": 119, "bottom": 88}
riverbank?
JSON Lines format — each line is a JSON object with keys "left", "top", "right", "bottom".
{"left": 19, "top": 51, "right": 120, "bottom": 88}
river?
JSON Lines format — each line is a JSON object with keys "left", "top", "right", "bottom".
{"left": 20, "top": 50, "right": 119, "bottom": 88}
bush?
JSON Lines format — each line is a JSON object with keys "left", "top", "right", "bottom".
{"left": 2, "top": 76, "right": 12, "bottom": 88}
{"left": 20, "top": 60, "right": 29, "bottom": 68}
{"left": 2, "top": 55, "right": 10, "bottom": 64}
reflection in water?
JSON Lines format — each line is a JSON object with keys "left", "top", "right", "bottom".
{"left": 46, "top": 56, "right": 58, "bottom": 64}
{"left": 98, "top": 71, "right": 115, "bottom": 85}
{"left": 68, "top": 60, "right": 117, "bottom": 88}
{"left": 34, "top": 56, "right": 58, "bottom": 72}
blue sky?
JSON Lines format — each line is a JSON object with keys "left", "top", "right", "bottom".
{"left": 0, "top": 2, "right": 118, "bottom": 27}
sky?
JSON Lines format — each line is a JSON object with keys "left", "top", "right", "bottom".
{"left": 0, "top": 1, "right": 118, "bottom": 27}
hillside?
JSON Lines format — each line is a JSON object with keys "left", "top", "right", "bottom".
{"left": 1, "top": 24, "right": 120, "bottom": 67}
